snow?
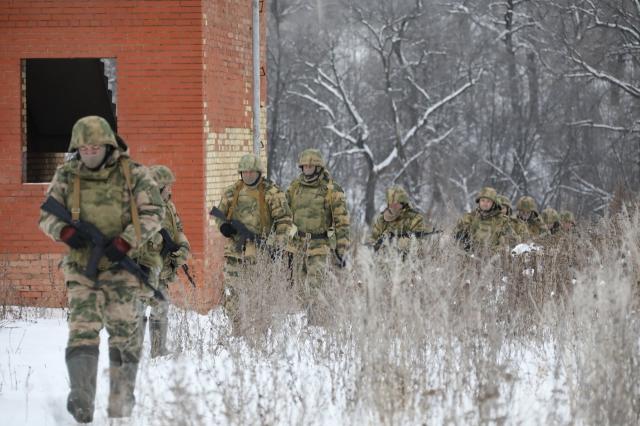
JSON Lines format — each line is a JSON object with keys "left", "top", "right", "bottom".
{"left": 0, "top": 305, "right": 573, "bottom": 425}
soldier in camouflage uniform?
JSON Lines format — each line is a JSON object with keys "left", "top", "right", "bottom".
{"left": 541, "top": 207, "right": 561, "bottom": 235}
{"left": 497, "top": 194, "right": 529, "bottom": 242}
{"left": 515, "top": 196, "right": 547, "bottom": 238}
{"left": 368, "top": 186, "right": 434, "bottom": 254}
{"left": 38, "top": 116, "right": 164, "bottom": 422}
{"left": 453, "top": 187, "right": 515, "bottom": 253}
{"left": 139, "top": 165, "right": 190, "bottom": 357}
{"left": 560, "top": 210, "right": 576, "bottom": 233}
{"left": 286, "top": 149, "right": 350, "bottom": 323}
{"left": 213, "top": 153, "right": 292, "bottom": 335}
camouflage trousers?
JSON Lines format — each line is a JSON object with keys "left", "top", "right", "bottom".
{"left": 139, "top": 279, "right": 170, "bottom": 322}
{"left": 294, "top": 253, "right": 330, "bottom": 326}
{"left": 65, "top": 265, "right": 152, "bottom": 361}
{"left": 221, "top": 257, "right": 247, "bottom": 335}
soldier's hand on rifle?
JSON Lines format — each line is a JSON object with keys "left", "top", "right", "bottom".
{"left": 59, "top": 225, "right": 88, "bottom": 249}
{"left": 170, "top": 247, "right": 189, "bottom": 266}
{"left": 219, "top": 222, "right": 237, "bottom": 238}
{"left": 104, "top": 237, "right": 131, "bottom": 262}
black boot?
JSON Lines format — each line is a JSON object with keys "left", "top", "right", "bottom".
{"left": 66, "top": 345, "right": 99, "bottom": 423}
{"left": 149, "top": 319, "right": 169, "bottom": 358}
{"left": 107, "top": 348, "right": 140, "bottom": 418}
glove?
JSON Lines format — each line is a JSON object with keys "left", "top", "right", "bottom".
{"left": 104, "top": 237, "right": 131, "bottom": 263}
{"left": 60, "top": 226, "right": 87, "bottom": 249}
{"left": 334, "top": 250, "right": 347, "bottom": 269}
{"left": 219, "top": 222, "right": 237, "bottom": 238}
{"left": 170, "top": 246, "right": 189, "bottom": 266}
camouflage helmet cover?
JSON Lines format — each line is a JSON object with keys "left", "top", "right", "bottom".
{"left": 560, "top": 210, "right": 575, "bottom": 224}
{"left": 238, "top": 153, "right": 264, "bottom": 173}
{"left": 386, "top": 186, "right": 410, "bottom": 206}
{"left": 496, "top": 194, "right": 512, "bottom": 209}
{"left": 516, "top": 196, "right": 538, "bottom": 213}
{"left": 541, "top": 207, "right": 560, "bottom": 225}
{"left": 475, "top": 186, "right": 499, "bottom": 204}
{"left": 297, "top": 149, "right": 326, "bottom": 168}
{"left": 150, "top": 165, "right": 176, "bottom": 186}
{"left": 68, "top": 116, "right": 118, "bottom": 152}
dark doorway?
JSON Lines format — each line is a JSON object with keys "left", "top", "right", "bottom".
{"left": 24, "top": 58, "right": 117, "bottom": 182}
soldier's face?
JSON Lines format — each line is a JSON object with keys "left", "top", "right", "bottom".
{"left": 302, "top": 165, "right": 316, "bottom": 176}
{"left": 78, "top": 144, "right": 107, "bottom": 169}
{"left": 562, "top": 222, "right": 574, "bottom": 232}
{"left": 478, "top": 198, "right": 494, "bottom": 211}
{"left": 388, "top": 202, "right": 403, "bottom": 214}
{"left": 241, "top": 171, "right": 259, "bottom": 185}
{"left": 501, "top": 205, "right": 508, "bottom": 215}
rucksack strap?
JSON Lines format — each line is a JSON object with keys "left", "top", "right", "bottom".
{"left": 72, "top": 173, "right": 81, "bottom": 221}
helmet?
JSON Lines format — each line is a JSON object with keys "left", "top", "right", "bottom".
{"left": 150, "top": 165, "right": 176, "bottom": 186}
{"left": 68, "top": 116, "right": 118, "bottom": 152}
{"left": 560, "top": 210, "right": 575, "bottom": 224}
{"left": 475, "top": 187, "right": 498, "bottom": 204}
{"left": 516, "top": 196, "right": 538, "bottom": 213}
{"left": 238, "top": 153, "right": 264, "bottom": 173}
{"left": 541, "top": 207, "right": 560, "bottom": 225}
{"left": 496, "top": 194, "right": 512, "bottom": 210}
{"left": 386, "top": 186, "right": 410, "bottom": 206}
{"left": 297, "top": 149, "right": 325, "bottom": 168}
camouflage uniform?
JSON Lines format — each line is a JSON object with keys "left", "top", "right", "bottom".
{"left": 38, "top": 116, "right": 164, "bottom": 422}
{"left": 369, "top": 186, "right": 433, "bottom": 254}
{"left": 541, "top": 207, "right": 561, "bottom": 235}
{"left": 139, "top": 165, "right": 191, "bottom": 358}
{"left": 287, "top": 149, "right": 350, "bottom": 322}
{"left": 213, "top": 154, "right": 292, "bottom": 334}
{"left": 516, "top": 196, "right": 547, "bottom": 238}
{"left": 497, "top": 194, "right": 529, "bottom": 242}
{"left": 560, "top": 210, "right": 576, "bottom": 233}
{"left": 453, "top": 187, "right": 515, "bottom": 253}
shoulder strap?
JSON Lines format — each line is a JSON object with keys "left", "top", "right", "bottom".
{"left": 120, "top": 158, "right": 142, "bottom": 245}
{"left": 325, "top": 179, "right": 336, "bottom": 229}
{"left": 72, "top": 172, "right": 81, "bottom": 221}
{"left": 258, "top": 180, "right": 268, "bottom": 232}
{"left": 226, "top": 180, "right": 244, "bottom": 220}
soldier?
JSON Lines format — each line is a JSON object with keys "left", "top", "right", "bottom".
{"left": 38, "top": 116, "right": 164, "bottom": 422}
{"left": 286, "top": 149, "right": 350, "bottom": 323}
{"left": 368, "top": 186, "right": 434, "bottom": 253}
{"left": 560, "top": 210, "right": 577, "bottom": 233}
{"left": 212, "top": 153, "right": 292, "bottom": 335}
{"left": 453, "top": 187, "right": 515, "bottom": 252}
{"left": 541, "top": 207, "right": 561, "bottom": 235}
{"left": 140, "top": 165, "right": 191, "bottom": 358}
{"left": 497, "top": 194, "right": 529, "bottom": 242}
{"left": 515, "top": 196, "right": 547, "bottom": 238}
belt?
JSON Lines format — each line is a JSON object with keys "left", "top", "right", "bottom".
{"left": 296, "top": 230, "right": 328, "bottom": 240}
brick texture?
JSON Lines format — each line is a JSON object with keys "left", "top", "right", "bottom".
{"left": 0, "top": 1, "right": 267, "bottom": 311}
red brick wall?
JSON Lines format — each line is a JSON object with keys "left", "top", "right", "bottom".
{"left": 202, "top": 0, "right": 268, "bottom": 306}
{"left": 0, "top": 1, "right": 263, "bottom": 309}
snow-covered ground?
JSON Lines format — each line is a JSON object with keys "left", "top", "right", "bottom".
{"left": 0, "top": 305, "right": 571, "bottom": 425}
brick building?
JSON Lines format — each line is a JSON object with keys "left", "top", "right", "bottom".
{"left": 0, "top": 1, "right": 267, "bottom": 310}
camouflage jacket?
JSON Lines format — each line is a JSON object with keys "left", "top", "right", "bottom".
{"left": 454, "top": 207, "right": 515, "bottom": 252}
{"left": 368, "top": 206, "right": 433, "bottom": 249}
{"left": 215, "top": 177, "right": 292, "bottom": 259}
{"left": 524, "top": 213, "right": 547, "bottom": 238}
{"left": 507, "top": 215, "right": 530, "bottom": 242}
{"left": 158, "top": 200, "right": 190, "bottom": 282}
{"left": 39, "top": 150, "right": 165, "bottom": 272}
{"left": 286, "top": 170, "right": 350, "bottom": 257}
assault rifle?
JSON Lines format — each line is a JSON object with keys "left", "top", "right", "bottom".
{"left": 373, "top": 229, "right": 443, "bottom": 252}
{"left": 209, "top": 206, "right": 266, "bottom": 251}
{"left": 41, "top": 196, "right": 165, "bottom": 301}
{"left": 158, "top": 229, "right": 196, "bottom": 288}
